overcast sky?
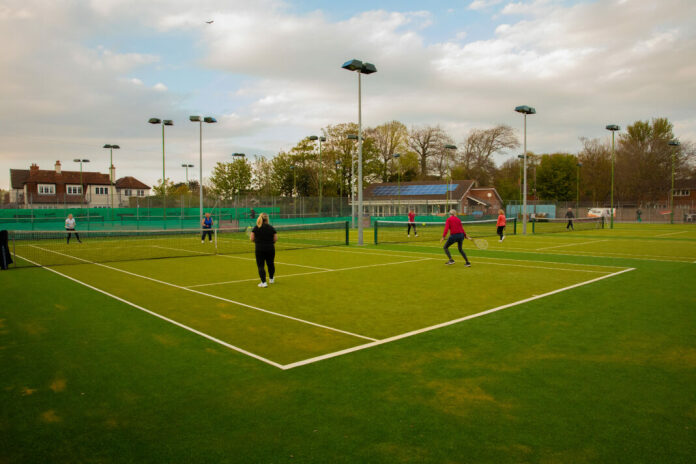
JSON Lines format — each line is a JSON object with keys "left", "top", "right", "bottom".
{"left": 1, "top": 0, "right": 694, "bottom": 190}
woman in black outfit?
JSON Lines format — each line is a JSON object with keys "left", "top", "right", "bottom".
{"left": 250, "top": 213, "right": 277, "bottom": 288}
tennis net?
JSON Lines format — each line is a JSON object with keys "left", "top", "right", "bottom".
{"left": 374, "top": 218, "right": 516, "bottom": 244}
{"left": 9, "top": 221, "right": 349, "bottom": 267}
{"left": 531, "top": 217, "right": 604, "bottom": 234}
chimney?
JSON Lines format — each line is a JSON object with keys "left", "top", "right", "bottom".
{"left": 30, "top": 163, "right": 39, "bottom": 173}
{"left": 55, "top": 160, "right": 62, "bottom": 174}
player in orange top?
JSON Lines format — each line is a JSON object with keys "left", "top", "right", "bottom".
{"left": 407, "top": 209, "right": 418, "bottom": 237}
{"left": 496, "top": 209, "right": 506, "bottom": 242}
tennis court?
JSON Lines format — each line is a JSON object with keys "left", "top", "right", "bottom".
{"left": 2, "top": 221, "right": 695, "bottom": 463}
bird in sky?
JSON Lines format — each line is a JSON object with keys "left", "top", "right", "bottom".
{"left": 205, "top": 20, "right": 214, "bottom": 24}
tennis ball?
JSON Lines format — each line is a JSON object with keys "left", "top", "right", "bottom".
{"left": 422, "top": 222, "right": 426, "bottom": 226}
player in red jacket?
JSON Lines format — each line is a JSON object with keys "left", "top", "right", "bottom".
{"left": 440, "top": 210, "right": 472, "bottom": 266}
{"left": 496, "top": 209, "right": 506, "bottom": 242}
{"left": 407, "top": 209, "right": 418, "bottom": 237}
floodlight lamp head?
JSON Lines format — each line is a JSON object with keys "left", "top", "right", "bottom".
{"left": 148, "top": 118, "right": 161, "bottom": 124}
{"left": 163, "top": 120, "right": 173, "bottom": 126}
{"left": 342, "top": 59, "right": 363, "bottom": 71}
{"left": 346, "top": 134, "right": 359, "bottom": 140}
{"left": 444, "top": 144, "right": 457, "bottom": 150}
{"left": 73, "top": 158, "right": 81, "bottom": 162}
{"left": 517, "top": 154, "right": 525, "bottom": 159}
{"left": 360, "top": 62, "right": 377, "bottom": 74}
{"left": 308, "top": 135, "right": 318, "bottom": 141}
{"left": 203, "top": 117, "right": 217, "bottom": 123}
{"left": 336, "top": 160, "right": 341, "bottom": 165}
{"left": 103, "top": 144, "right": 112, "bottom": 148}
{"left": 668, "top": 140, "right": 680, "bottom": 147}
{"left": 392, "top": 153, "right": 401, "bottom": 158}
{"left": 515, "top": 105, "right": 536, "bottom": 115}
{"left": 83, "top": 159, "right": 90, "bottom": 163}
{"left": 232, "top": 153, "right": 245, "bottom": 158}
{"left": 605, "top": 124, "right": 620, "bottom": 131}
{"left": 112, "top": 145, "right": 120, "bottom": 149}
{"left": 319, "top": 136, "right": 326, "bottom": 142}
{"left": 189, "top": 115, "right": 202, "bottom": 122}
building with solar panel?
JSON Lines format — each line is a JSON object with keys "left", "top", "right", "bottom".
{"left": 362, "top": 180, "right": 503, "bottom": 217}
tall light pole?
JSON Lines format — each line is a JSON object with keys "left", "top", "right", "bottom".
{"left": 576, "top": 161, "right": 583, "bottom": 218}
{"left": 181, "top": 164, "right": 194, "bottom": 183}
{"left": 309, "top": 135, "right": 326, "bottom": 217}
{"left": 444, "top": 144, "right": 457, "bottom": 211}
{"left": 392, "top": 153, "right": 401, "bottom": 215}
{"left": 149, "top": 118, "right": 173, "bottom": 221}
{"left": 515, "top": 105, "right": 536, "bottom": 234}
{"left": 342, "top": 58, "right": 377, "bottom": 245}
{"left": 668, "top": 140, "right": 680, "bottom": 224}
{"left": 290, "top": 165, "right": 297, "bottom": 217}
{"left": 73, "top": 158, "right": 90, "bottom": 210}
{"left": 346, "top": 134, "right": 359, "bottom": 229}
{"left": 335, "top": 160, "right": 343, "bottom": 217}
{"left": 232, "top": 153, "right": 245, "bottom": 221}
{"left": 517, "top": 154, "right": 524, "bottom": 205}
{"left": 189, "top": 115, "right": 217, "bottom": 225}
{"left": 102, "top": 144, "right": 120, "bottom": 217}
{"left": 606, "top": 124, "right": 620, "bottom": 229}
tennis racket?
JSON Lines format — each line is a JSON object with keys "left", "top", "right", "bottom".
{"left": 245, "top": 226, "right": 252, "bottom": 237}
{"left": 472, "top": 238, "right": 488, "bottom": 250}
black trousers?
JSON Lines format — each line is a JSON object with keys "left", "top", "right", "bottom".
{"left": 66, "top": 229, "right": 80, "bottom": 243}
{"left": 255, "top": 248, "right": 275, "bottom": 283}
{"left": 566, "top": 220, "right": 574, "bottom": 230}
{"left": 407, "top": 222, "right": 417, "bottom": 234}
{"left": 496, "top": 225, "right": 505, "bottom": 239}
{"left": 201, "top": 229, "right": 213, "bottom": 241}
{"left": 444, "top": 233, "right": 469, "bottom": 262}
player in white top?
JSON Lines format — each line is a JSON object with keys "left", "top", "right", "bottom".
{"left": 65, "top": 214, "right": 81, "bottom": 244}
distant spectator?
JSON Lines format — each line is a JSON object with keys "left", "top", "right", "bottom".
{"left": 565, "top": 208, "right": 574, "bottom": 230}
{"left": 636, "top": 208, "right": 642, "bottom": 223}
{"left": 249, "top": 208, "right": 256, "bottom": 219}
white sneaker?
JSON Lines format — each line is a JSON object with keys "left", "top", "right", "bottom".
{"left": 407, "top": 234, "right": 410, "bottom": 237}
{"left": 269, "top": 278, "right": 274, "bottom": 284}
{"left": 415, "top": 234, "right": 418, "bottom": 237}
{"left": 502, "top": 235, "right": 505, "bottom": 242}
{"left": 201, "top": 240, "right": 204, "bottom": 243}
{"left": 258, "top": 282, "right": 268, "bottom": 288}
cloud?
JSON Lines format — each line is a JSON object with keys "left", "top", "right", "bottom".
{"left": 153, "top": 82, "right": 168, "bottom": 92}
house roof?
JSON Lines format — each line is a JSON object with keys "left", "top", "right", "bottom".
{"left": 10, "top": 169, "right": 30, "bottom": 189}
{"left": 363, "top": 180, "right": 476, "bottom": 201}
{"left": 115, "top": 176, "right": 150, "bottom": 189}
{"left": 10, "top": 167, "right": 112, "bottom": 186}
{"left": 468, "top": 188, "right": 503, "bottom": 206}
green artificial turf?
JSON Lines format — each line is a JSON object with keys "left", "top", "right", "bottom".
{"left": 1, "top": 223, "right": 695, "bottom": 463}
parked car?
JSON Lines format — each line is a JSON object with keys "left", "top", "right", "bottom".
{"left": 587, "top": 208, "right": 616, "bottom": 218}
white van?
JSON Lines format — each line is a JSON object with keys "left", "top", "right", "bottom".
{"left": 587, "top": 208, "right": 616, "bottom": 218}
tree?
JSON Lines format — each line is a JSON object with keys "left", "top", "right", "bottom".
{"left": 494, "top": 157, "right": 523, "bottom": 202}
{"left": 456, "top": 125, "right": 519, "bottom": 186}
{"left": 577, "top": 137, "right": 611, "bottom": 204}
{"left": 152, "top": 178, "right": 174, "bottom": 196}
{"left": 366, "top": 120, "right": 409, "bottom": 182}
{"left": 408, "top": 125, "right": 449, "bottom": 178}
{"left": 170, "top": 183, "right": 191, "bottom": 196}
{"left": 251, "top": 156, "right": 277, "bottom": 196}
{"left": 535, "top": 153, "right": 577, "bottom": 201}
{"left": 209, "top": 159, "right": 252, "bottom": 200}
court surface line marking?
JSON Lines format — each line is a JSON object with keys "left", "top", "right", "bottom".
{"left": 152, "top": 245, "right": 331, "bottom": 271}
{"left": 15, "top": 253, "right": 285, "bottom": 370}
{"left": 536, "top": 239, "right": 609, "bottom": 250}
{"left": 320, "top": 246, "right": 627, "bottom": 270}
{"left": 281, "top": 267, "right": 637, "bottom": 370}
{"left": 653, "top": 230, "right": 688, "bottom": 237}
{"left": 186, "top": 258, "right": 435, "bottom": 288}
{"left": 30, "top": 245, "right": 377, "bottom": 342}
{"left": 390, "top": 242, "right": 695, "bottom": 263}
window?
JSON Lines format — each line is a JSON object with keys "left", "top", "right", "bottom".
{"left": 123, "top": 189, "right": 132, "bottom": 196}
{"left": 138, "top": 190, "right": 145, "bottom": 197}
{"left": 95, "top": 187, "right": 109, "bottom": 195}
{"left": 674, "top": 189, "right": 691, "bottom": 197}
{"left": 38, "top": 184, "right": 55, "bottom": 195}
{"left": 66, "top": 185, "right": 83, "bottom": 195}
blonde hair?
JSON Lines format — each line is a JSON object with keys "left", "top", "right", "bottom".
{"left": 256, "top": 212, "right": 269, "bottom": 228}
{"left": 449, "top": 209, "right": 457, "bottom": 216}
{"left": 498, "top": 209, "right": 504, "bottom": 215}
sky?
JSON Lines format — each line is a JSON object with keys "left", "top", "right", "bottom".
{"left": 1, "top": 0, "right": 695, "bottom": 190}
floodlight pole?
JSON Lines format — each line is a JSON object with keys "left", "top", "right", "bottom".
{"left": 73, "top": 159, "right": 90, "bottom": 210}
{"left": 668, "top": 140, "right": 680, "bottom": 224}
{"left": 102, "top": 144, "right": 119, "bottom": 219}
{"left": 444, "top": 145, "right": 457, "bottom": 211}
{"left": 336, "top": 160, "right": 343, "bottom": 216}
{"left": 189, "top": 116, "right": 217, "bottom": 225}
{"left": 393, "top": 153, "right": 401, "bottom": 215}
{"left": 517, "top": 154, "right": 524, "bottom": 204}
{"left": 576, "top": 161, "right": 582, "bottom": 218}
{"left": 515, "top": 106, "right": 536, "bottom": 234}
{"left": 606, "top": 125, "right": 620, "bottom": 229}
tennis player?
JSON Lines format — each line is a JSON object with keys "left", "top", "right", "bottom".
{"left": 565, "top": 208, "right": 574, "bottom": 230}
{"left": 496, "top": 209, "right": 506, "bottom": 242}
{"left": 201, "top": 212, "right": 213, "bottom": 243}
{"left": 65, "top": 214, "right": 81, "bottom": 244}
{"left": 250, "top": 212, "right": 277, "bottom": 288}
{"left": 440, "top": 209, "right": 471, "bottom": 266}
{"left": 407, "top": 209, "right": 418, "bottom": 237}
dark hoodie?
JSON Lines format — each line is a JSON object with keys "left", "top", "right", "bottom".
{"left": 0, "top": 230, "right": 13, "bottom": 270}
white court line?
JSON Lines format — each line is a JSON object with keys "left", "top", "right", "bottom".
{"left": 536, "top": 239, "right": 609, "bottom": 251}
{"left": 186, "top": 258, "right": 434, "bottom": 288}
{"left": 153, "top": 245, "right": 331, "bottom": 271}
{"left": 15, "top": 253, "right": 285, "bottom": 370}
{"left": 281, "top": 267, "right": 637, "bottom": 370}
{"left": 30, "top": 245, "right": 376, "bottom": 342}
{"left": 654, "top": 230, "right": 688, "bottom": 237}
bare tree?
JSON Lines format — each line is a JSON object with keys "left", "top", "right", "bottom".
{"left": 457, "top": 125, "right": 519, "bottom": 185}
{"left": 408, "top": 125, "right": 449, "bottom": 178}
{"left": 366, "top": 120, "right": 409, "bottom": 182}
{"left": 577, "top": 137, "right": 611, "bottom": 204}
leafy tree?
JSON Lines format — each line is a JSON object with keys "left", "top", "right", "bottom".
{"left": 152, "top": 178, "right": 174, "bottom": 196}
{"left": 209, "top": 158, "right": 252, "bottom": 200}
{"left": 494, "top": 157, "right": 523, "bottom": 202}
{"left": 577, "top": 137, "right": 611, "bottom": 203}
{"left": 251, "top": 156, "right": 277, "bottom": 196}
{"left": 535, "top": 153, "right": 577, "bottom": 201}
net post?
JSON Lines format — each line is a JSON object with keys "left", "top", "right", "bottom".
{"left": 374, "top": 220, "right": 378, "bottom": 244}
{"left": 532, "top": 219, "right": 535, "bottom": 234}
{"left": 345, "top": 221, "right": 349, "bottom": 245}
{"left": 601, "top": 216, "right": 605, "bottom": 229}
{"left": 12, "top": 231, "right": 16, "bottom": 268}
{"left": 513, "top": 217, "right": 517, "bottom": 235}
{"left": 214, "top": 228, "right": 218, "bottom": 252}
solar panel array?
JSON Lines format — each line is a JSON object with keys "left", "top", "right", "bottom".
{"left": 372, "top": 184, "right": 459, "bottom": 196}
